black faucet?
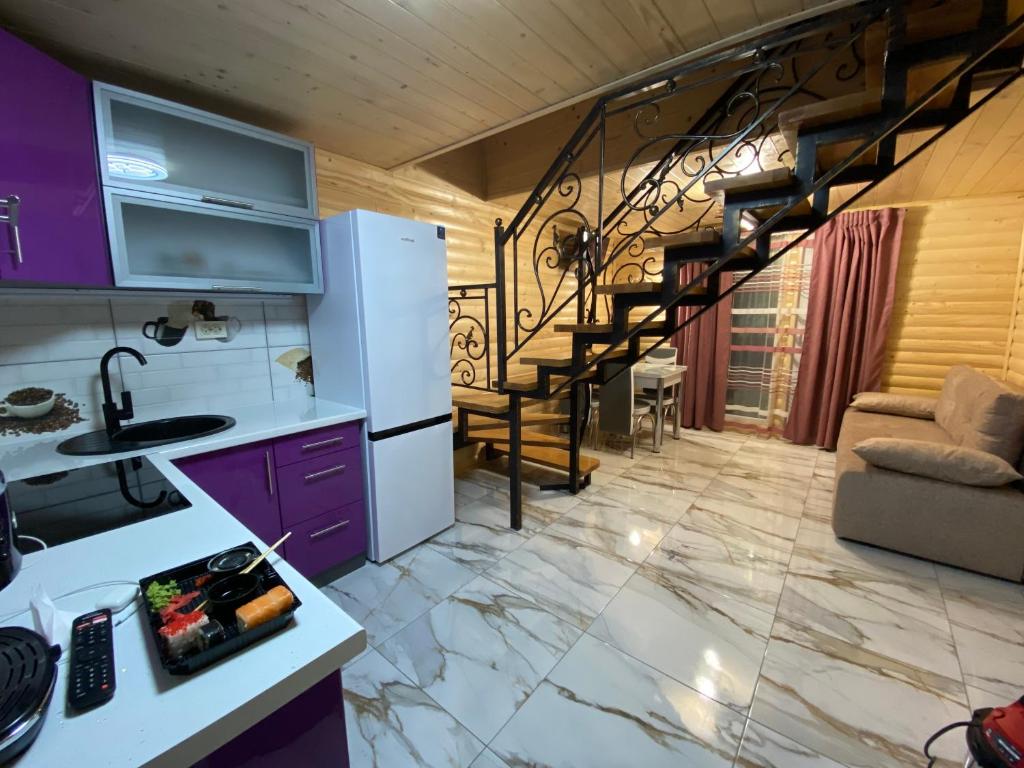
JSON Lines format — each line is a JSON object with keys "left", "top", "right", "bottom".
{"left": 100, "top": 346, "right": 147, "bottom": 435}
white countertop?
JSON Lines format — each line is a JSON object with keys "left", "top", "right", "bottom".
{"left": 0, "top": 396, "right": 368, "bottom": 767}
{"left": 0, "top": 396, "right": 366, "bottom": 482}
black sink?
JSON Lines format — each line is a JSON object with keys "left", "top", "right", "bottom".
{"left": 57, "top": 415, "right": 236, "bottom": 456}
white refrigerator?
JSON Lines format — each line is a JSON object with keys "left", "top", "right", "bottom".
{"left": 308, "top": 209, "right": 454, "bottom": 562}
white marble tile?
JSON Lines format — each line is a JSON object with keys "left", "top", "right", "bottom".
{"left": 469, "top": 750, "right": 510, "bottom": 768}
{"left": 778, "top": 539, "right": 960, "bottom": 680}
{"left": 546, "top": 495, "right": 675, "bottom": 563}
{"left": 378, "top": 575, "right": 581, "bottom": 742}
{"left": 587, "top": 474, "right": 698, "bottom": 521}
{"left": 589, "top": 564, "right": 773, "bottom": 711}
{"left": 343, "top": 650, "right": 485, "bottom": 768}
{"left": 701, "top": 471, "right": 808, "bottom": 519}
{"left": 736, "top": 721, "right": 850, "bottom": 768}
{"left": 938, "top": 566, "right": 1024, "bottom": 702}
{"left": 490, "top": 634, "right": 745, "bottom": 768}
{"left": 648, "top": 515, "right": 791, "bottom": 614}
{"left": 750, "top": 617, "right": 970, "bottom": 768}
{"left": 456, "top": 470, "right": 571, "bottom": 533}
{"left": 426, "top": 500, "right": 528, "bottom": 573}
{"left": 485, "top": 531, "right": 636, "bottom": 629}
{"left": 323, "top": 547, "right": 476, "bottom": 645}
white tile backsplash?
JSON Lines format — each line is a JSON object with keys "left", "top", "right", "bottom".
{"left": 0, "top": 293, "right": 314, "bottom": 448}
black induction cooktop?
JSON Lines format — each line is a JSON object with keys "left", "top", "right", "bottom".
{"left": 5, "top": 456, "right": 191, "bottom": 550}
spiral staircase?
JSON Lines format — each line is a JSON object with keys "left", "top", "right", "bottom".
{"left": 448, "top": 0, "right": 1024, "bottom": 529}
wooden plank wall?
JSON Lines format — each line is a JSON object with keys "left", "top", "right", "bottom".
{"left": 1003, "top": 219, "right": 1024, "bottom": 389}
{"left": 315, "top": 148, "right": 583, "bottom": 388}
{"left": 880, "top": 194, "right": 1024, "bottom": 395}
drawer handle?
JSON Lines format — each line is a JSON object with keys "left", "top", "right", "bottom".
{"left": 201, "top": 195, "right": 255, "bottom": 210}
{"left": 304, "top": 464, "right": 346, "bottom": 482}
{"left": 302, "top": 436, "right": 345, "bottom": 450}
{"left": 0, "top": 195, "right": 23, "bottom": 265}
{"left": 309, "top": 519, "right": 350, "bottom": 539}
{"left": 211, "top": 285, "right": 264, "bottom": 292}
{"left": 265, "top": 450, "right": 274, "bottom": 496}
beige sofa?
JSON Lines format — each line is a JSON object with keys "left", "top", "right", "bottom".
{"left": 833, "top": 367, "right": 1024, "bottom": 581}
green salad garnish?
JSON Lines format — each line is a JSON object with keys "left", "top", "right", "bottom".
{"left": 146, "top": 580, "right": 181, "bottom": 611}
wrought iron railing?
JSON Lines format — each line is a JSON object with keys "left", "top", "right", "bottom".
{"left": 449, "top": 283, "right": 494, "bottom": 391}
{"left": 491, "top": 2, "right": 886, "bottom": 388}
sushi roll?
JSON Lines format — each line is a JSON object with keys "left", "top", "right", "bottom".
{"left": 159, "top": 610, "right": 210, "bottom": 658}
{"left": 198, "top": 620, "right": 226, "bottom": 650}
{"left": 236, "top": 586, "right": 295, "bottom": 632}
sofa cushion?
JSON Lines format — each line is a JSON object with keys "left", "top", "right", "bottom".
{"left": 850, "top": 392, "right": 937, "bottom": 420}
{"left": 852, "top": 437, "right": 1023, "bottom": 487}
{"left": 935, "top": 365, "right": 1024, "bottom": 463}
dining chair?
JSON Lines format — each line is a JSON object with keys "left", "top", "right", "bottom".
{"left": 599, "top": 363, "right": 656, "bottom": 458}
{"left": 640, "top": 347, "right": 680, "bottom": 439}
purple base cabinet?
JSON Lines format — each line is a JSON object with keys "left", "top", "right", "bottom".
{"left": 174, "top": 440, "right": 284, "bottom": 553}
{"left": 174, "top": 423, "right": 367, "bottom": 579}
{"left": 0, "top": 28, "right": 112, "bottom": 286}
{"left": 192, "top": 672, "right": 349, "bottom": 768}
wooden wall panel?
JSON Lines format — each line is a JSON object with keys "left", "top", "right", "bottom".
{"left": 880, "top": 195, "right": 1024, "bottom": 396}
{"left": 315, "top": 148, "right": 587, "bottom": 389}
{"left": 1003, "top": 222, "right": 1024, "bottom": 389}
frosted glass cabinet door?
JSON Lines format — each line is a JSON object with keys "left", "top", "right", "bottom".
{"left": 95, "top": 83, "right": 316, "bottom": 219}
{"left": 106, "top": 191, "right": 323, "bottom": 293}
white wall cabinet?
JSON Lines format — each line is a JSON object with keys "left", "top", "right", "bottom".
{"left": 94, "top": 83, "right": 322, "bottom": 293}
{"left": 105, "top": 190, "right": 322, "bottom": 294}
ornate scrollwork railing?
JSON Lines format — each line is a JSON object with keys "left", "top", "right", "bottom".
{"left": 490, "top": 3, "right": 881, "bottom": 387}
{"left": 449, "top": 283, "right": 493, "bottom": 391}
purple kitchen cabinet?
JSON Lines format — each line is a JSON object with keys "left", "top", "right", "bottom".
{"left": 286, "top": 502, "right": 367, "bottom": 580}
{"left": 192, "top": 671, "right": 349, "bottom": 768}
{"left": 174, "top": 441, "right": 284, "bottom": 550}
{"left": 0, "top": 28, "right": 112, "bottom": 286}
{"left": 275, "top": 447, "right": 362, "bottom": 527}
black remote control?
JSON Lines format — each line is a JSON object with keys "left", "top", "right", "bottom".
{"left": 67, "top": 609, "right": 115, "bottom": 710}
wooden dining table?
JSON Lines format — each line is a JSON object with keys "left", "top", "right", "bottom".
{"left": 632, "top": 362, "right": 687, "bottom": 453}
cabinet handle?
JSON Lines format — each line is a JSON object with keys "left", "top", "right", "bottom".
{"left": 304, "top": 464, "right": 345, "bottom": 482}
{"left": 211, "top": 285, "right": 264, "bottom": 292}
{"left": 265, "top": 450, "right": 274, "bottom": 496}
{"left": 309, "top": 519, "right": 350, "bottom": 540}
{"left": 302, "top": 436, "right": 344, "bottom": 450}
{"left": 201, "top": 195, "right": 255, "bottom": 210}
{"left": 0, "top": 195, "right": 23, "bottom": 265}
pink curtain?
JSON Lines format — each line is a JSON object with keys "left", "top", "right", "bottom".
{"left": 783, "top": 208, "right": 905, "bottom": 449}
{"left": 674, "top": 264, "right": 734, "bottom": 430}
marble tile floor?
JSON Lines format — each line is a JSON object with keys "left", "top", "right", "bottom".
{"left": 324, "top": 429, "right": 1024, "bottom": 768}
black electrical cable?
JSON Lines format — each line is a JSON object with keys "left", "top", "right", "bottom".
{"left": 923, "top": 721, "right": 972, "bottom": 767}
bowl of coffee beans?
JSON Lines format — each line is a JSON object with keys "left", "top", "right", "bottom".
{"left": 0, "top": 387, "right": 56, "bottom": 419}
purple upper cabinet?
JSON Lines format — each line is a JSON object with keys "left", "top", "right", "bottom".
{"left": 174, "top": 441, "right": 284, "bottom": 550}
{"left": 0, "top": 28, "right": 112, "bottom": 286}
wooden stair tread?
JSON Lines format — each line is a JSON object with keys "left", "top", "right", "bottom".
{"left": 520, "top": 347, "right": 629, "bottom": 367}
{"left": 465, "top": 413, "right": 568, "bottom": 431}
{"left": 703, "top": 168, "right": 794, "bottom": 196}
{"left": 645, "top": 229, "right": 720, "bottom": 249}
{"left": 553, "top": 319, "right": 664, "bottom": 334}
{"left": 498, "top": 370, "right": 596, "bottom": 392}
{"left": 452, "top": 387, "right": 509, "bottom": 415}
{"left": 778, "top": 90, "right": 882, "bottom": 155}
{"left": 471, "top": 427, "right": 569, "bottom": 448}
{"left": 491, "top": 442, "right": 601, "bottom": 476}
{"left": 749, "top": 197, "right": 814, "bottom": 221}
{"left": 595, "top": 281, "right": 661, "bottom": 295}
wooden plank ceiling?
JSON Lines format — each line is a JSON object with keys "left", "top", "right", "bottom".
{"left": 0, "top": 0, "right": 833, "bottom": 168}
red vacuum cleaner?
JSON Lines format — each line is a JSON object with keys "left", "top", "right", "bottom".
{"left": 925, "top": 697, "right": 1024, "bottom": 767}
